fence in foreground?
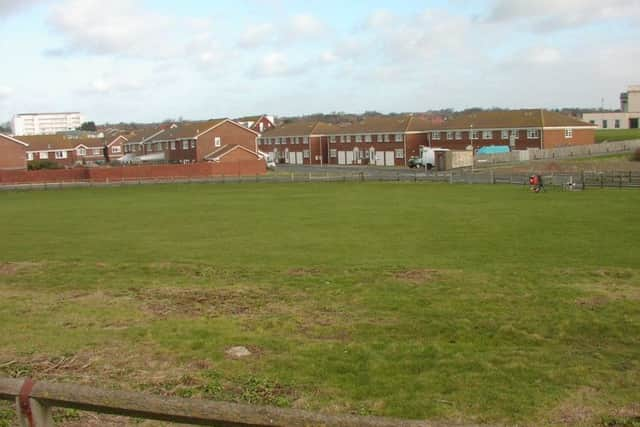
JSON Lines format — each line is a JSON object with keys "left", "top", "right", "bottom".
{"left": 0, "top": 377, "right": 441, "bottom": 427}
{"left": 1, "top": 168, "right": 639, "bottom": 191}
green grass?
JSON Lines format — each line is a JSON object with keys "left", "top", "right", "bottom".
{"left": 0, "top": 183, "right": 639, "bottom": 425}
{"left": 596, "top": 128, "right": 640, "bottom": 143}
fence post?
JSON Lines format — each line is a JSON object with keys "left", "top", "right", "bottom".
{"left": 490, "top": 169, "right": 495, "bottom": 184}
{"left": 16, "top": 395, "right": 55, "bottom": 427}
{"left": 449, "top": 171, "right": 453, "bottom": 184}
{"left": 581, "top": 170, "right": 585, "bottom": 190}
{"left": 396, "top": 172, "right": 400, "bottom": 182}
{"left": 600, "top": 173, "right": 604, "bottom": 188}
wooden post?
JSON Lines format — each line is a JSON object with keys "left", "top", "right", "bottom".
{"left": 581, "top": 170, "right": 585, "bottom": 190}
{"left": 16, "top": 396, "right": 54, "bottom": 427}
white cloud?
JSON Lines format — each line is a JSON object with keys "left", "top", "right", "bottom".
{"left": 82, "top": 78, "right": 142, "bottom": 94}
{"left": 48, "top": 0, "right": 173, "bottom": 56}
{"left": 289, "top": 13, "right": 325, "bottom": 38}
{"left": 238, "top": 23, "right": 276, "bottom": 48}
{"left": 0, "top": 0, "right": 42, "bottom": 18}
{"left": 0, "top": 86, "right": 12, "bottom": 99}
{"left": 251, "top": 52, "right": 305, "bottom": 78}
{"left": 487, "top": 0, "right": 640, "bottom": 31}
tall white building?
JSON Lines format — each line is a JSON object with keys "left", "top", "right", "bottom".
{"left": 11, "top": 112, "right": 83, "bottom": 136}
{"left": 583, "top": 85, "right": 640, "bottom": 130}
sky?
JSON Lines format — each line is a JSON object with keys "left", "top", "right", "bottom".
{"left": 0, "top": 0, "right": 639, "bottom": 124}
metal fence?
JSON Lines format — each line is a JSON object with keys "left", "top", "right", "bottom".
{"left": 1, "top": 169, "right": 639, "bottom": 191}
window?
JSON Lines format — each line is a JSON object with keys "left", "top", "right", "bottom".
{"left": 527, "top": 129, "right": 540, "bottom": 139}
{"left": 446, "top": 131, "right": 453, "bottom": 140}
{"left": 602, "top": 120, "right": 608, "bottom": 129}
{"left": 39, "top": 151, "right": 48, "bottom": 160}
{"left": 395, "top": 149, "right": 404, "bottom": 159}
{"left": 365, "top": 134, "right": 372, "bottom": 143}
{"left": 330, "top": 136, "right": 336, "bottom": 144}
{"left": 511, "top": 129, "right": 519, "bottom": 139}
{"left": 111, "top": 146, "right": 121, "bottom": 154}
{"left": 330, "top": 149, "right": 337, "bottom": 158}
{"left": 77, "top": 147, "right": 86, "bottom": 156}
{"left": 432, "top": 131, "right": 441, "bottom": 140}
{"left": 615, "top": 120, "right": 620, "bottom": 129}
{"left": 382, "top": 134, "right": 389, "bottom": 143}
{"left": 395, "top": 134, "right": 403, "bottom": 143}
{"left": 303, "top": 149, "right": 310, "bottom": 159}
{"left": 482, "top": 130, "right": 492, "bottom": 140}
{"left": 93, "top": 148, "right": 101, "bottom": 156}
{"left": 170, "top": 142, "right": 176, "bottom": 150}
{"left": 298, "top": 137, "right": 304, "bottom": 144}
{"left": 55, "top": 151, "right": 67, "bottom": 159}
{"left": 355, "top": 135, "right": 362, "bottom": 143}
{"left": 564, "top": 128, "right": 573, "bottom": 139}
{"left": 455, "top": 131, "right": 462, "bottom": 140}
{"left": 190, "top": 140, "right": 196, "bottom": 149}
{"left": 182, "top": 141, "right": 189, "bottom": 149}
{"left": 501, "top": 130, "right": 509, "bottom": 140}
{"left": 259, "top": 122, "right": 264, "bottom": 132}
{"left": 471, "top": 131, "right": 479, "bottom": 140}
{"left": 343, "top": 135, "right": 350, "bottom": 143}
{"left": 271, "top": 138, "right": 276, "bottom": 145}
{"left": 27, "top": 152, "right": 34, "bottom": 161}
{"left": 215, "top": 137, "right": 221, "bottom": 147}
{"left": 303, "top": 136, "right": 309, "bottom": 144}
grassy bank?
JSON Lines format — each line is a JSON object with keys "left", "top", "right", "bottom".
{"left": 0, "top": 183, "right": 638, "bottom": 426}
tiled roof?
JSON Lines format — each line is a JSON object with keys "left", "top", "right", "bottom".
{"left": 151, "top": 119, "right": 227, "bottom": 141}
{"left": 18, "top": 135, "right": 108, "bottom": 151}
{"left": 125, "top": 127, "right": 166, "bottom": 144}
{"left": 435, "top": 110, "right": 593, "bottom": 130}
{"left": 321, "top": 116, "right": 412, "bottom": 135}
{"left": 203, "top": 144, "right": 259, "bottom": 160}
{"left": 260, "top": 120, "right": 327, "bottom": 137}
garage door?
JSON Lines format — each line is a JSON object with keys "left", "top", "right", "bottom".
{"left": 338, "top": 151, "right": 347, "bottom": 165}
{"left": 288, "top": 152, "right": 296, "bottom": 164}
{"left": 296, "top": 152, "right": 303, "bottom": 164}
{"left": 375, "top": 152, "right": 385, "bottom": 166}
{"left": 385, "top": 151, "right": 395, "bottom": 166}
{"left": 346, "top": 151, "right": 354, "bottom": 165}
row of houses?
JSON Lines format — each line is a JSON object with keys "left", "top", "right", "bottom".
{"left": 1, "top": 110, "right": 595, "bottom": 171}
{"left": 0, "top": 118, "right": 264, "bottom": 170}
{"left": 257, "top": 110, "right": 596, "bottom": 167}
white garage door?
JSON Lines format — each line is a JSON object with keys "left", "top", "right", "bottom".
{"left": 338, "top": 151, "right": 347, "bottom": 165}
{"left": 375, "top": 152, "right": 385, "bottom": 166}
{"left": 346, "top": 151, "right": 354, "bottom": 165}
{"left": 288, "top": 152, "right": 296, "bottom": 164}
{"left": 385, "top": 151, "right": 395, "bottom": 166}
{"left": 296, "top": 152, "right": 303, "bottom": 164}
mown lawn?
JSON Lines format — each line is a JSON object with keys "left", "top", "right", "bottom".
{"left": 596, "top": 128, "right": 640, "bottom": 143}
{"left": 0, "top": 182, "right": 639, "bottom": 426}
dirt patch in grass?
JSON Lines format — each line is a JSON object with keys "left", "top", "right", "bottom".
{"left": 286, "top": 267, "right": 322, "bottom": 277}
{"left": 0, "top": 261, "right": 42, "bottom": 276}
{"left": 135, "top": 287, "right": 268, "bottom": 319}
{"left": 576, "top": 295, "right": 610, "bottom": 308}
{"left": 394, "top": 269, "right": 443, "bottom": 284}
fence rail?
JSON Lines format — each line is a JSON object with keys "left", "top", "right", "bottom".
{"left": 1, "top": 169, "right": 639, "bottom": 191}
{"left": 0, "top": 377, "right": 444, "bottom": 427}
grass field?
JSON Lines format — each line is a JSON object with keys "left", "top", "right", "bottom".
{"left": 1, "top": 183, "right": 639, "bottom": 426}
{"left": 596, "top": 128, "right": 640, "bottom": 143}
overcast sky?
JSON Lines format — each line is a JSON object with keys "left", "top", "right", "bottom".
{"left": 0, "top": 0, "right": 639, "bottom": 123}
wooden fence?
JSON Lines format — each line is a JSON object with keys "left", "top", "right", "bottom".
{"left": 0, "top": 377, "right": 454, "bottom": 427}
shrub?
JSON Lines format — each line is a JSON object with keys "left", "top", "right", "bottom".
{"left": 28, "top": 160, "right": 62, "bottom": 170}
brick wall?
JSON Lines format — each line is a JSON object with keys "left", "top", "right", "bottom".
{"left": 0, "top": 160, "right": 266, "bottom": 184}
{"left": 0, "top": 135, "right": 27, "bottom": 170}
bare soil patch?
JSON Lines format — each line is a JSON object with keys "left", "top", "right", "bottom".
{"left": 286, "top": 267, "right": 322, "bottom": 277}
{"left": 0, "top": 261, "right": 41, "bottom": 276}
{"left": 394, "top": 269, "right": 442, "bottom": 284}
{"left": 135, "top": 287, "right": 268, "bottom": 318}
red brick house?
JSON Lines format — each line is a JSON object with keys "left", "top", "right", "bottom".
{"left": 19, "top": 134, "right": 128, "bottom": 167}
{"left": 424, "top": 110, "right": 596, "bottom": 151}
{"left": 122, "top": 127, "right": 166, "bottom": 157}
{"left": 0, "top": 133, "right": 28, "bottom": 170}
{"left": 145, "top": 118, "right": 261, "bottom": 164}
{"left": 236, "top": 115, "right": 275, "bottom": 134}
{"left": 257, "top": 120, "right": 336, "bottom": 166}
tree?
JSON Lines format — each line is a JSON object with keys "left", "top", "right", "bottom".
{"left": 79, "top": 121, "right": 97, "bottom": 131}
{"left": 0, "top": 121, "right": 10, "bottom": 133}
